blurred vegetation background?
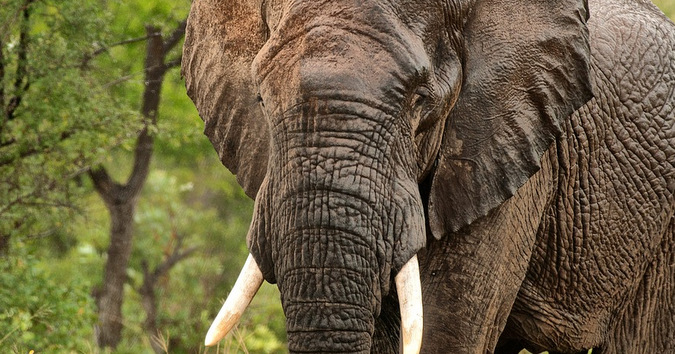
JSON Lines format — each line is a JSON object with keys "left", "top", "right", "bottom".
{"left": 0, "top": 0, "right": 673, "bottom": 353}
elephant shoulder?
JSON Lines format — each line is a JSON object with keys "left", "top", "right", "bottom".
{"left": 587, "top": 0, "right": 675, "bottom": 121}
{"left": 587, "top": 0, "right": 675, "bottom": 87}
{"left": 585, "top": 0, "right": 675, "bottom": 201}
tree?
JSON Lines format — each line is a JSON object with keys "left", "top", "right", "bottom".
{"left": 0, "top": 0, "right": 137, "bottom": 254}
{"left": 88, "top": 21, "right": 187, "bottom": 349}
{"left": 0, "top": 0, "right": 132, "bottom": 349}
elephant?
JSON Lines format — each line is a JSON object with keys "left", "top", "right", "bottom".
{"left": 181, "top": 0, "right": 675, "bottom": 352}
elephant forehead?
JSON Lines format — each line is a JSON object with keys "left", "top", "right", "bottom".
{"left": 253, "top": 5, "right": 431, "bottom": 97}
{"left": 293, "top": 32, "right": 414, "bottom": 100}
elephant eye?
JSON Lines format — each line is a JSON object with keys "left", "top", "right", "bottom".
{"left": 410, "top": 86, "right": 436, "bottom": 133}
{"left": 412, "top": 87, "right": 430, "bottom": 108}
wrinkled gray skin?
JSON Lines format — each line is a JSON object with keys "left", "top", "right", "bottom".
{"left": 182, "top": 0, "right": 675, "bottom": 352}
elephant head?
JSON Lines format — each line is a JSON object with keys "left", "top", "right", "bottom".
{"left": 182, "top": 0, "right": 593, "bottom": 352}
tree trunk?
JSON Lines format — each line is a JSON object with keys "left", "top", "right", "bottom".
{"left": 90, "top": 24, "right": 165, "bottom": 349}
{"left": 94, "top": 200, "right": 136, "bottom": 347}
{"left": 89, "top": 19, "right": 186, "bottom": 348}
{"left": 90, "top": 127, "right": 153, "bottom": 348}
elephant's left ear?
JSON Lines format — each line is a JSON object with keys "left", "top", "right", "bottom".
{"left": 428, "top": 0, "right": 593, "bottom": 237}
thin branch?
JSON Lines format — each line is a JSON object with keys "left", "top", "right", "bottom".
{"left": 0, "top": 188, "right": 40, "bottom": 216}
{"left": 6, "top": 0, "right": 34, "bottom": 121}
{"left": 123, "top": 126, "right": 153, "bottom": 197}
{"left": 100, "top": 63, "right": 168, "bottom": 89}
{"left": 0, "top": 37, "right": 5, "bottom": 110}
{"left": 101, "top": 72, "right": 138, "bottom": 89}
{"left": 141, "top": 227, "right": 198, "bottom": 289}
{"left": 18, "top": 200, "right": 80, "bottom": 210}
{"left": 0, "top": 171, "right": 70, "bottom": 217}
{"left": 20, "top": 228, "right": 59, "bottom": 242}
{"left": 162, "top": 19, "right": 187, "bottom": 54}
{"left": 156, "top": 246, "right": 198, "bottom": 281}
{"left": 140, "top": 249, "right": 198, "bottom": 303}
{"left": 99, "top": 35, "right": 154, "bottom": 54}
{"left": 0, "top": 138, "right": 16, "bottom": 148}
{"left": 138, "top": 233, "right": 197, "bottom": 354}
{"left": 164, "top": 56, "right": 182, "bottom": 71}
{"left": 81, "top": 35, "right": 153, "bottom": 69}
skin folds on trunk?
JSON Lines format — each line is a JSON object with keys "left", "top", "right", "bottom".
{"left": 270, "top": 174, "right": 382, "bottom": 353}
{"left": 205, "top": 254, "right": 424, "bottom": 352}
{"left": 244, "top": 101, "right": 426, "bottom": 353}
{"left": 283, "top": 266, "right": 376, "bottom": 353}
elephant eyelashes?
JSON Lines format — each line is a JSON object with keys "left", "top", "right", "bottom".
{"left": 411, "top": 87, "right": 430, "bottom": 107}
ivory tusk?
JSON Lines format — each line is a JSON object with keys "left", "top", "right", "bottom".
{"left": 204, "top": 254, "right": 264, "bottom": 346}
{"left": 395, "top": 255, "right": 423, "bottom": 354}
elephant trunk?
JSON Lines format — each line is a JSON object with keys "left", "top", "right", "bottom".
{"left": 283, "top": 266, "right": 376, "bottom": 353}
{"left": 271, "top": 157, "right": 386, "bottom": 353}
{"left": 204, "top": 101, "right": 426, "bottom": 350}
{"left": 248, "top": 102, "right": 425, "bottom": 352}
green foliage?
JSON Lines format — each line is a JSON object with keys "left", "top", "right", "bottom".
{"left": 0, "top": 242, "right": 96, "bottom": 352}
{"left": 118, "top": 163, "right": 253, "bottom": 351}
{"left": 0, "top": 0, "right": 141, "bottom": 241}
{"left": 56, "top": 150, "right": 286, "bottom": 352}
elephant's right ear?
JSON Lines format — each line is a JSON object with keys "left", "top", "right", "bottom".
{"left": 182, "top": 0, "right": 269, "bottom": 198}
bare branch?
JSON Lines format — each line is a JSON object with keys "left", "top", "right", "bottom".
{"left": 141, "top": 228, "right": 199, "bottom": 297}
{"left": 0, "top": 138, "right": 16, "bottom": 148}
{"left": 101, "top": 72, "right": 138, "bottom": 89}
{"left": 6, "top": 0, "right": 34, "bottom": 121}
{"left": 164, "top": 56, "right": 182, "bottom": 71}
{"left": 140, "top": 242, "right": 198, "bottom": 294}
{"left": 162, "top": 19, "right": 187, "bottom": 53}
{"left": 138, "top": 230, "right": 197, "bottom": 354}
{"left": 81, "top": 35, "right": 153, "bottom": 69}
{"left": 123, "top": 127, "right": 153, "bottom": 197}
{"left": 88, "top": 166, "right": 124, "bottom": 207}
{"left": 158, "top": 246, "right": 198, "bottom": 280}
{"left": 98, "top": 35, "right": 154, "bottom": 54}
{"left": 0, "top": 171, "right": 70, "bottom": 218}
{"left": 21, "top": 228, "right": 59, "bottom": 241}
{"left": 0, "top": 188, "right": 39, "bottom": 216}
{"left": 0, "top": 37, "right": 5, "bottom": 111}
